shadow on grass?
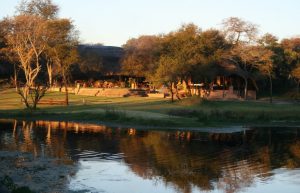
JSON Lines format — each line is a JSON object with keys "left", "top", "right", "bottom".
{"left": 0, "top": 106, "right": 185, "bottom": 128}
{"left": 1, "top": 91, "right": 300, "bottom": 128}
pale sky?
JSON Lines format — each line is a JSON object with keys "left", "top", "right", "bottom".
{"left": 1, "top": 0, "right": 300, "bottom": 46}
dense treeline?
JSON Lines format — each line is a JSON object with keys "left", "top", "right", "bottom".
{"left": 0, "top": 0, "right": 300, "bottom": 109}
{"left": 121, "top": 20, "right": 300, "bottom": 102}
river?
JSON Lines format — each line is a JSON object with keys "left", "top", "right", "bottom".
{"left": 0, "top": 119, "right": 300, "bottom": 193}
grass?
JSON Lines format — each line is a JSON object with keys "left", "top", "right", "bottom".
{"left": 1, "top": 88, "right": 300, "bottom": 128}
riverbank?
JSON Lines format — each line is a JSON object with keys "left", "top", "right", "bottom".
{"left": 0, "top": 151, "right": 77, "bottom": 193}
{"left": 1, "top": 89, "right": 300, "bottom": 128}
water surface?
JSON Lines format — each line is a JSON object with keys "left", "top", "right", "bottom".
{"left": 0, "top": 120, "right": 300, "bottom": 193}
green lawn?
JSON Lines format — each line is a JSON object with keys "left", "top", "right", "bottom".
{"left": 1, "top": 88, "right": 300, "bottom": 128}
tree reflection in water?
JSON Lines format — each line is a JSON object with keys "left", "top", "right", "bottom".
{"left": 0, "top": 120, "right": 299, "bottom": 193}
{"left": 119, "top": 129, "right": 300, "bottom": 193}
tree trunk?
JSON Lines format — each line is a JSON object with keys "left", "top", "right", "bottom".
{"left": 186, "top": 83, "right": 192, "bottom": 97}
{"left": 62, "top": 68, "right": 69, "bottom": 106}
{"left": 170, "top": 82, "right": 174, "bottom": 102}
{"left": 13, "top": 64, "right": 18, "bottom": 92}
{"left": 297, "top": 80, "right": 300, "bottom": 100}
{"left": 46, "top": 61, "right": 53, "bottom": 87}
{"left": 244, "top": 78, "right": 248, "bottom": 100}
{"left": 32, "top": 86, "right": 47, "bottom": 109}
{"left": 18, "top": 86, "right": 30, "bottom": 109}
{"left": 33, "top": 101, "right": 37, "bottom": 109}
{"left": 222, "top": 76, "right": 225, "bottom": 98}
{"left": 65, "top": 85, "right": 69, "bottom": 106}
{"left": 13, "top": 120, "right": 17, "bottom": 138}
{"left": 175, "top": 85, "right": 181, "bottom": 100}
{"left": 269, "top": 75, "right": 273, "bottom": 104}
{"left": 184, "top": 78, "right": 192, "bottom": 97}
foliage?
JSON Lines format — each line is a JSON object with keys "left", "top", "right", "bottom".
{"left": 121, "top": 35, "right": 161, "bottom": 78}
{"left": 221, "top": 17, "right": 260, "bottom": 99}
{"left": 291, "top": 65, "right": 300, "bottom": 98}
{"left": 222, "top": 17, "right": 258, "bottom": 44}
{"left": 191, "top": 29, "right": 228, "bottom": 84}
{"left": 1, "top": 0, "right": 78, "bottom": 109}
{"left": 17, "top": 0, "right": 58, "bottom": 19}
{"left": 119, "top": 18, "right": 300, "bottom": 101}
{"left": 153, "top": 24, "right": 208, "bottom": 101}
{"left": 5, "top": 15, "right": 49, "bottom": 109}
{"left": 1, "top": 11, "right": 300, "bottom": 102}
{"left": 292, "top": 66, "right": 300, "bottom": 80}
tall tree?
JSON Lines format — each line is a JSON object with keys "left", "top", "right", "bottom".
{"left": 222, "top": 17, "right": 258, "bottom": 45}
{"left": 121, "top": 35, "right": 161, "bottom": 79}
{"left": 5, "top": 15, "right": 49, "bottom": 109}
{"left": 154, "top": 56, "right": 180, "bottom": 102}
{"left": 0, "top": 19, "right": 15, "bottom": 80}
{"left": 222, "top": 17, "right": 259, "bottom": 99}
{"left": 3, "top": 0, "right": 78, "bottom": 109}
{"left": 17, "top": 0, "right": 60, "bottom": 87}
{"left": 259, "top": 33, "right": 289, "bottom": 95}
{"left": 258, "top": 33, "right": 285, "bottom": 103}
{"left": 252, "top": 46, "right": 274, "bottom": 103}
{"left": 46, "top": 19, "right": 79, "bottom": 105}
{"left": 281, "top": 38, "right": 300, "bottom": 96}
{"left": 152, "top": 25, "right": 229, "bottom": 99}
{"left": 55, "top": 45, "right": 78, "bottom": 105}
{"left": 192, "top": 29, "right": 229, "bottom": 93}
{"left": 157, "top": 24, "right": 203, "bottom": 97}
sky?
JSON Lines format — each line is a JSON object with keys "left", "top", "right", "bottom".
{"left": 1, "top": 0, "right": 300, "bottom": 47}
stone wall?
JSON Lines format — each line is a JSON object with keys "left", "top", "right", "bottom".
{"left": 48, "top": 86, "right": 256, "bottom": 100}
{"left": 147, "top": 93, "right": 165, "bottom": 98}
{"left": 76, "top": 88, "right": 131, "bottom": 97}
{"left": 49, "top": 87, "right": 75, "bottom": 93}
